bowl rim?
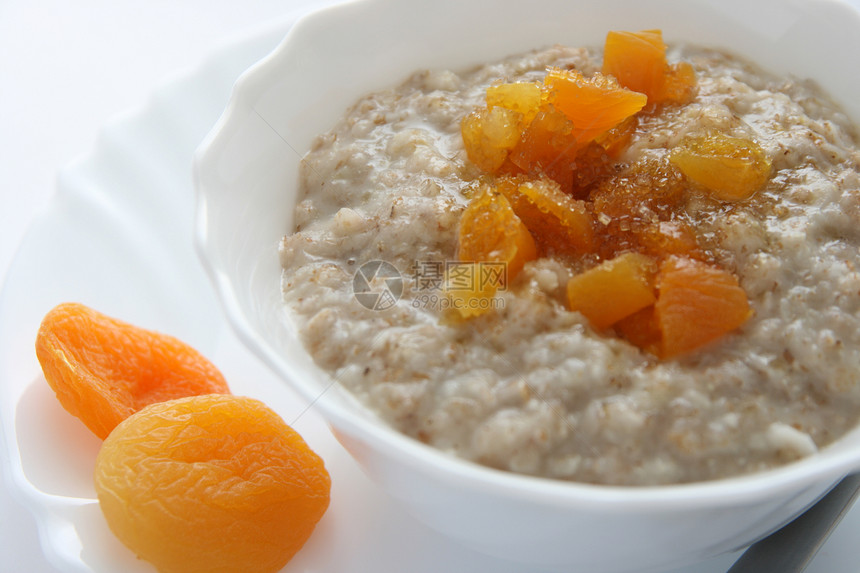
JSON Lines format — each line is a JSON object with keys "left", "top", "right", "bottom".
{"left": 193, "top": 0, "right": 860, "bottom": 510}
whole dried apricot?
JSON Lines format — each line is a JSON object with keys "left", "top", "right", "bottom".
{"left": 94, "top": 394, "right": 331, "bottom": 573}
{"left": 35, "top": 303, "right": 230, "bottom": 439}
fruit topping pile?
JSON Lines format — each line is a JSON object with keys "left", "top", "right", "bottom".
{"left": 454, "top": 29, "right": 770, "bottom": 358}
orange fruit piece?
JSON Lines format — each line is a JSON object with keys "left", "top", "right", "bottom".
{"left": 602, "top": 29, "right": 667, "bottom": 102}
{"left": 461, "top": 106, "right": 523, "bottom": 172}
{"left": 567, "top": 252, "right": 657, "bottom": 329}
{"left": 94, "top": 394, "right": 330, "bottom": 573}
{"left": 509, "top": 105, "right": 579, "bottom": 185}
{"left": 669, "top": 131, "right": 772, "bottom": 201}
{"left": 486, "top": 81, "right": 542, "bottom": 123}
{"left": 458, "top": 184, "right": 538, "bottom": 280}
{"left": 35, "top": 303, "right": 230, "bottom": 439}
{"left": 543, "top": 67, "right": 647, "bottom": 144}
{"left": 594, "top": 115, "right": 638, "bottom": 160}
{"left": 452, "top": 185, "right": 537, "bottom": 318}
{"left": 660, "top": 61, "right": 697, "bottom": 105}
{"left": 602, "top": 29, "right": 697, "bottom": 106}
{"left": 497, "top": 175, "right": 595, "bottom": 255}
{"left": 614, "top": 305, "right": 662, "bottom": 356}
{"left": 442, "top": 262, "right": 502, "bottom": 319}
{"left": 656, "top": 256, "right": 752, "bottom": 358}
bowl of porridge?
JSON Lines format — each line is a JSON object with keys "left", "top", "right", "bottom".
{"left": 194, "top": 0, "right": 860, "bottom": 570}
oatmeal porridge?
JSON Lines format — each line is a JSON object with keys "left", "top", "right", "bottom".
{"left": 279, "top": 30, "right": 860, "bottom": 485}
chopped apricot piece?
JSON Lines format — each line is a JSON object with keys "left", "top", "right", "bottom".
{"left": 452, "top": 185, "right": 537, "bottom": 318}
{"left": 660, "top": 61, "right": 697, "bottom": 105}
{"left": 602, "top": 29, "right": 697, "bottom": 106}
{"left": 509, "top": 105, "right": 578, "bottom": 180}
{"left": 594, "top": 116, "right": 638, "bottom": 159}
{"left": 497, "top": 175, "right": 595, "bottom": 254}
{"left": 669, "top": 132, "right": 772, "bottom": 201}
{"left": 486, "top": 81, "right": 542, "bottom": 123}
{"left": 615, "top": 305, "right": 662, "bottom": 355}
{"left": 35, "top": 303, "right": 230, "bottom": 439}
{"left": 543, "top": 68, "right": 648, "bottom": 144}
{"left": 656, "top": 256, "right": 752, "bottom": 358}
{"left": 602, "top": 29, "right": 667, "bottom": 102}
{"left": 567, "top": 252, "right": 657, "bottom": 329}
{"left": 458, "top": 185, "right": 538, "bottom": 281}
{"left": 95, "top": 394, "right": 330, "bottom": 573}
{"left": 443, "top": 262, "right": 501, "bottom": 319}
{"left": 461, "top": 106, "right": 523, "bottom": 172}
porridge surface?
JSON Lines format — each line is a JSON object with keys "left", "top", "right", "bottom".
{"left": 279, "top": 44, "right": 860, "bottom": 485}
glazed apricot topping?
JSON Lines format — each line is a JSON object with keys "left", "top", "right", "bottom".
{"left": 35, "top": 302, "right": 230, "bottom": 439}
{"left": 448, "top": 185, "right": 537, "bottom": 318}
{"left": 602, "top": 29, "right": 697, "bottom": 105}
{"left": 454, "top": 29, "right": 761, "bottom": 358}
{"left": 461, "top": 66, "right": 646, "bottom": 190}
{"left": 655, "top": 256, "right": 753, "bottom": 358}
{"left": 461, "top": 106, "right": 522, "bottom": 172}
{"left": 496, "top": 175, "right": 595, "bottom": 255}
{"left": 566, "top": 252, "right": 657, "bottom": 329}
{"left": 95, "top": 394, "right": 331, "bottom": 573}
{"left": 669, "top": 131, "right": 772, "bottom": 201}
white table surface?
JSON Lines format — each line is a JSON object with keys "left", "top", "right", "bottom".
{"left": 3, "top": 1, "right": 860, "bottom": 572}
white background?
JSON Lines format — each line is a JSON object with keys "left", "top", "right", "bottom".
{"left": 2, "top": 1, "right": 860, "bottom": 572}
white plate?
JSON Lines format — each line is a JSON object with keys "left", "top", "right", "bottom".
{"left": 1, "top": 10, "right": 858, "bottom": 573}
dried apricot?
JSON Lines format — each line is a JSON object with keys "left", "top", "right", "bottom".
{"left": 567, "top": 252, "right": 657, "bottom": 329}
{"left": 458, "top": 184, "right": 538, "bottom": 281}
{"left": 615, "top": 305, "right": 662, "bottom": 355}
{"left": 509, "top": 105, "right": 579, "bottom": 183}
{"left": 443, "top": 262, "right": 502, "bottom": 319}
{"left": 486, "top": 81, "right": 542, "bottom": 123}
{"left": 451, "top": 185, "right": 537, "bottom": 318}
{"left": 35, "top": 303, "right": 230, "bottom": 439}
{"left": 497, "top": 175, "right": 595, "bottom": 255}
{"left": 669, "top": 132, "right": 772, "bottom": 201}
{"left": 656, "top": 256, "right": 752, "bottom": 358}
{"left": 660, "top": 61, "right": 697, "bottom": 105}
{"left": 590, "top": 157, "right": 695, "bottom": 260}
{"left": 602, "top": 29, "right": 697, "bottom": 106}
{"left": 461, "top": 106, "right": 523, "bottom": 172}
{"left": 543, "top": 68, "right": 647, "bottom": 144}
{"left": 594, "top": 115, "right": 638, "bottom": 160}
{"left": 602, "top": 29, "right": 667, "bottom": 102}
{"left": 94, "top": 394, "right": 330, "bottom": 573}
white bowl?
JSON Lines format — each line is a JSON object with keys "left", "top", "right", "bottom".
{"left": 193, "top": 0, "right": 860, "bottom": 571}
